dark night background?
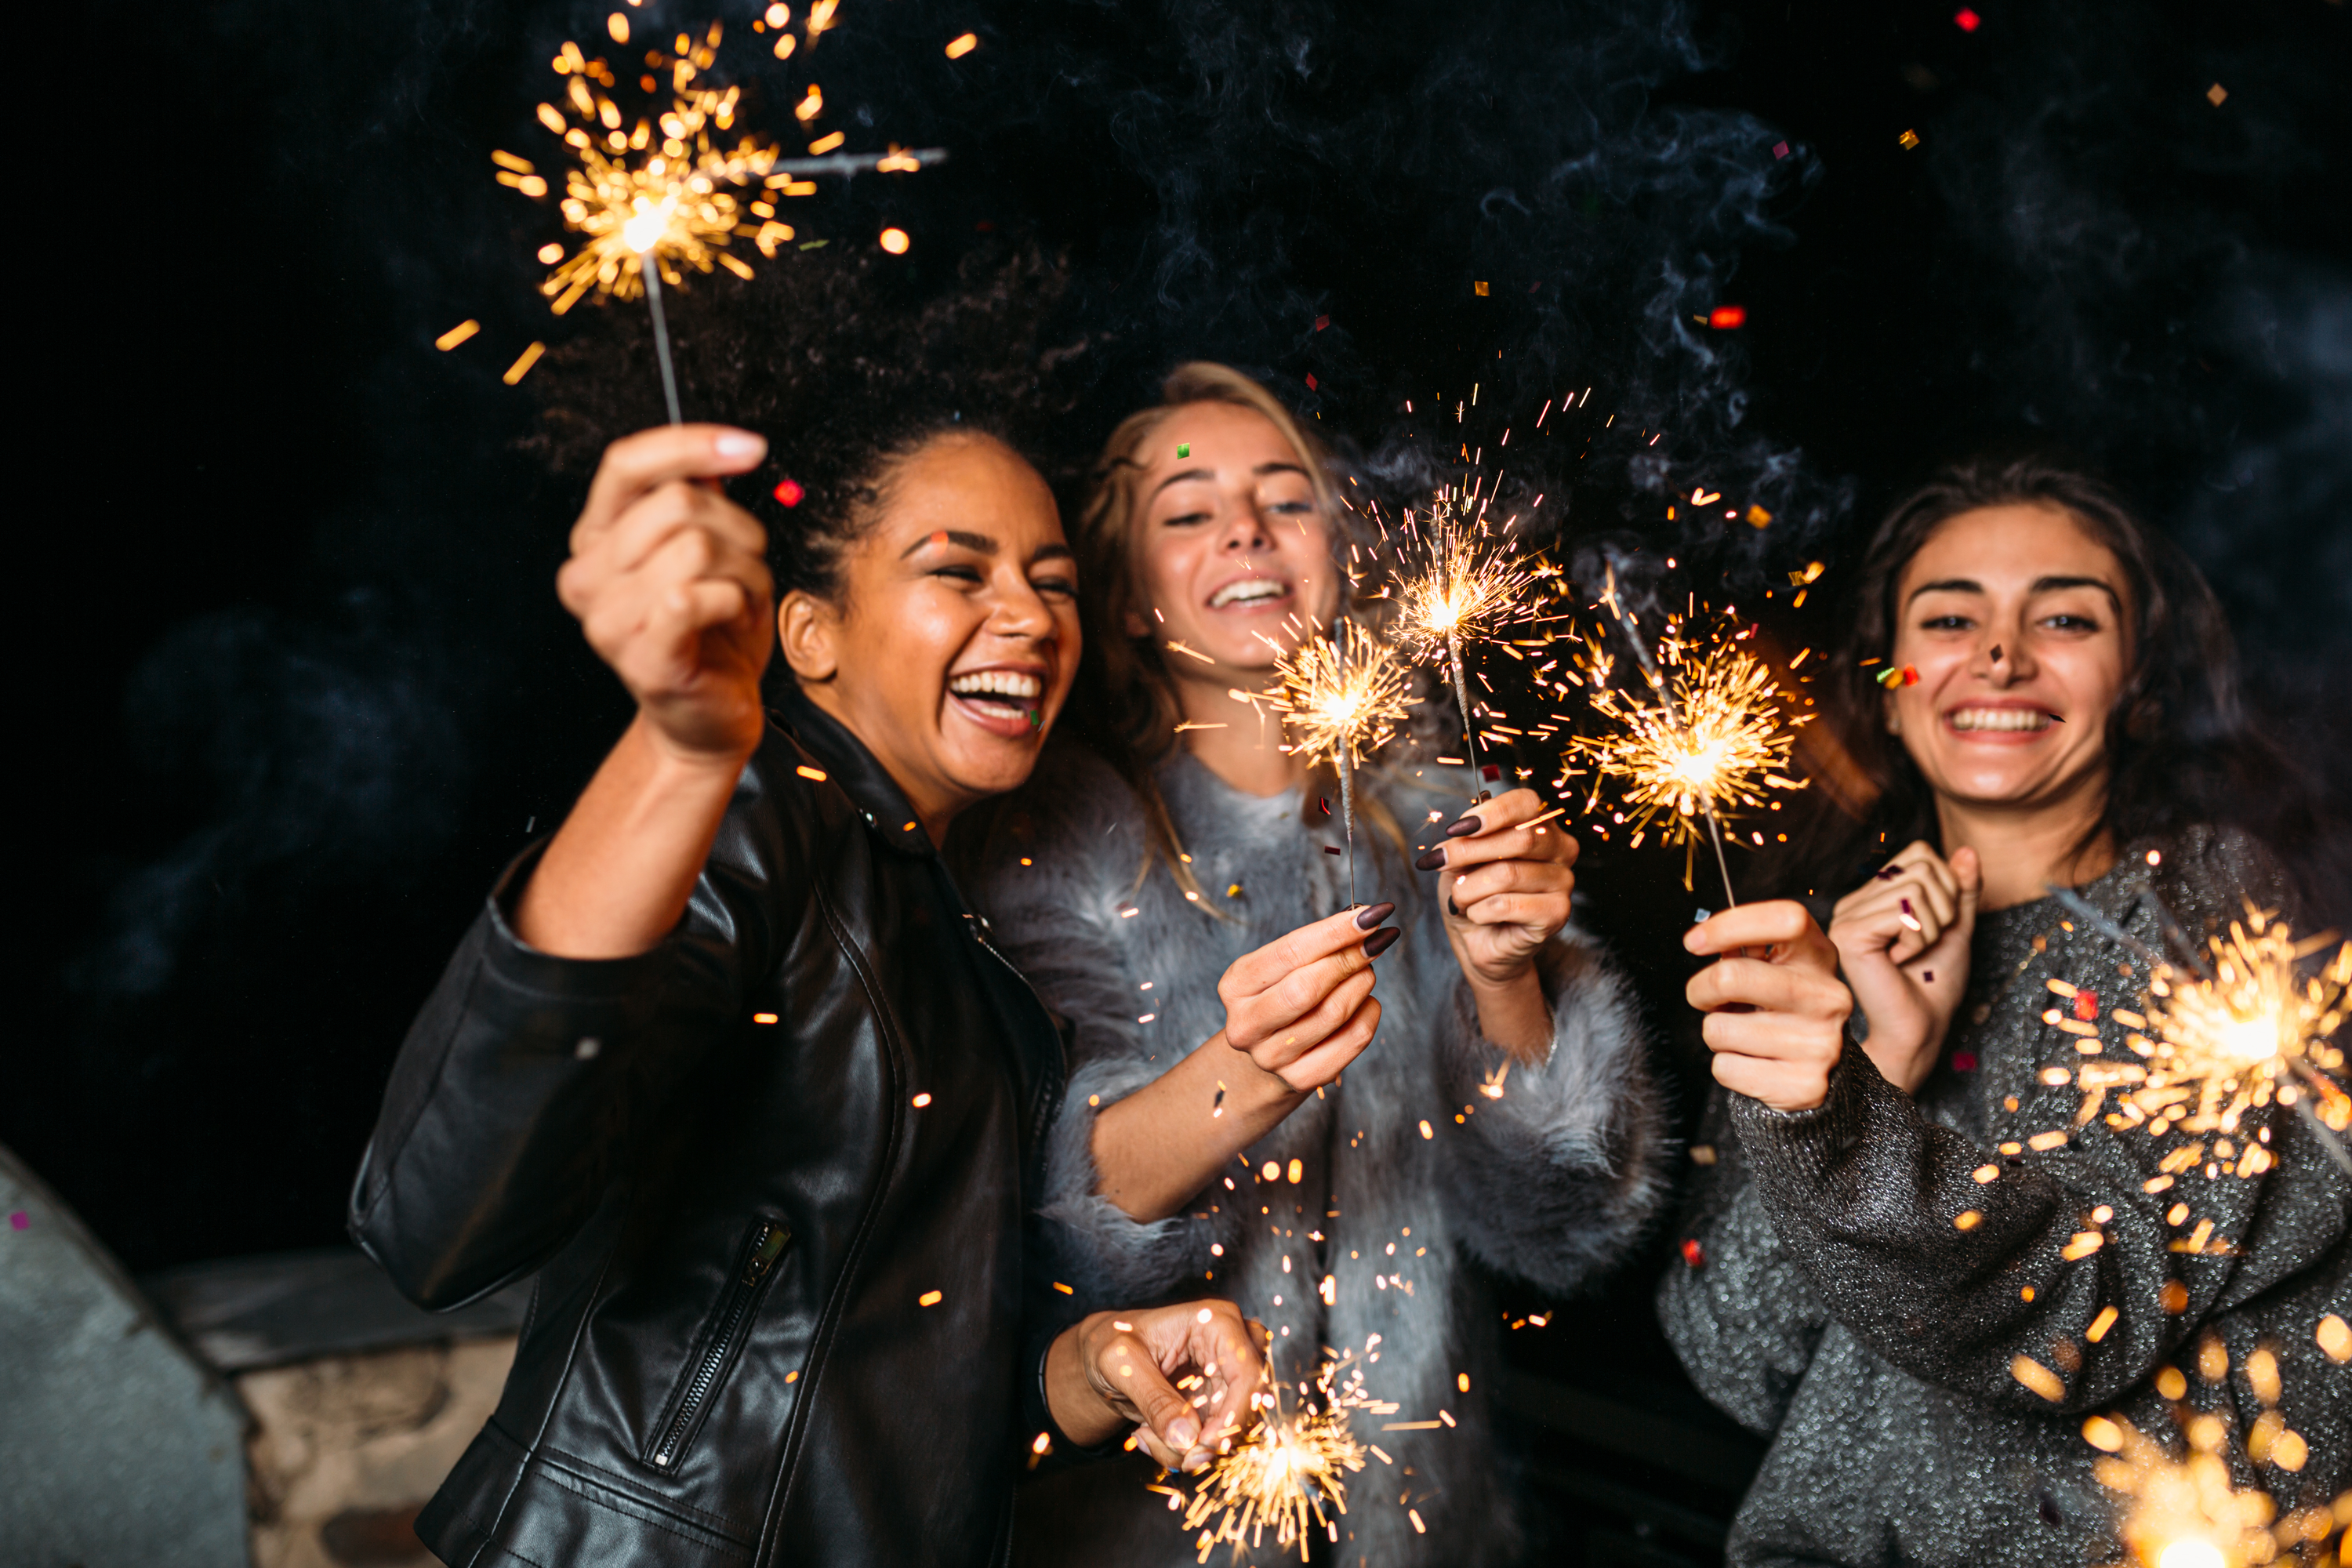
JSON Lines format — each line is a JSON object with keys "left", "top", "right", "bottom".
{"left": 15, "top": 0, "right": 2350, "bottom": 1555}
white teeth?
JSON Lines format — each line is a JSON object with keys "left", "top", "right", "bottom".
{"left": 949, "top": 670, "right": 1042, "bottom": 702}
{"left": 1210, "top": 579, "right": 1287, "bottom": 608}
{"left": 1949, "top": 707, "right": 2053, "bottom": 732}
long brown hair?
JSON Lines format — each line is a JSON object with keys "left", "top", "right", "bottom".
{"left": 1061, "top": 363, "right": 1384, "bottom": 909}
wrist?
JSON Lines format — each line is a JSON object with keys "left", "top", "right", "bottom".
{"left": 630, "top": 710, "right": 760, "bottom": 780}
{"left": 1218, "top": 1029, "right": 1319, "bottom": 1103}
{"left": 1044, "top": 1318, "right": 1121, "bottom": 1449}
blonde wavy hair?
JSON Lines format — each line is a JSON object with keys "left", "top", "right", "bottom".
{"left": 1065, "top": 362, "right": 1399, "bottom": 910}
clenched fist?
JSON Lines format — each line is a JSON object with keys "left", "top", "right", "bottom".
{"left": 557, "top": 425, "right": 776, "bottom": 764}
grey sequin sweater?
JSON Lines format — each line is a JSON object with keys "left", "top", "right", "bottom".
{"left": 968, "top": 742, "right": 1668, "bottom": 1568}
{"left": 1659, "top": 827, "right": 2351, "bottom": 1568}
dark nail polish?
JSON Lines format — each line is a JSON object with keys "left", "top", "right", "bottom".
{"left": 1875, "top": 866, "right": 1900, "bottom": 881}
{"left": 1446, "top": 816, "right": 1483, "bottom": 838}
{"left": 1353, "top": 901, "right": 1397, "bottom": 930}
{"left": 1446, "top": 898, "right": 1459, "bottom": 918}
{"left": 1414, "top": 848, "right": 1447, "bottom": 871}
{"left": 1362, "top": 926, "right": 1401, "bottom": 958}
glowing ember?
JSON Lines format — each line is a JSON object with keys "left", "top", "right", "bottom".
{"left": 1177, "top": 1354, "right": 1399, "bottom": 1563}
{"left": 1255, "top": 619, "right": 1415, "bottom": 778}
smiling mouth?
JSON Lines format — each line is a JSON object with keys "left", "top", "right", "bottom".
{"left": 1947, "top": 706, "right": 2055, "bottom": 732}
{"left": 1208, "top": 579, "right": 1290, "bottom": 609}
{"left": 947, "top": 669, "right": 1043, "bottom": 718}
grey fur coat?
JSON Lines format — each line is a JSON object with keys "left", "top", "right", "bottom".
{"left": 967, "top": 741, "right": 1667, "bottom": 1568}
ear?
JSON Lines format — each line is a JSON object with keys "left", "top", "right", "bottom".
{"left": 779, "top": 591, "right": 841, "bottom": 683}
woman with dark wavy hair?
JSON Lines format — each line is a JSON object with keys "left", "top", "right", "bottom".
{"left": 1658, "top": 453, "right": 2349, "bottom": 1568}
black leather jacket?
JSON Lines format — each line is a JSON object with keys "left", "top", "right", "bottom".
{"left": 350, "top": 688, "right": 1069, "bottom": 1567}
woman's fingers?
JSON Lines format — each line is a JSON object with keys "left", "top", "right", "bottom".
{"left": 599, "top": 481, "right": 771, "bottom": 577}
{"left": 1236, "top": 964, "right": 1376, "bottom": 1064}
{"left": 1684, "top": 900, "right": 1836, "bottom": 968}
{"left": 1266, "top": 996, "right": 1381, "bottom": 1091}
{"left": 1686, "top": 953, "right": 1852, "bottom": 1020}
{"left": 1102, "top": 1301, "right": 1265, "bottom": 1471}
{"left": 574, "top": 424, "right": 767, "bottom": 546}
{"left": 1446, "top": 856, "right": 1572, "bottom": 909}
{"left": 1221, "top": 907, "right": 1395, "bottom": 1004}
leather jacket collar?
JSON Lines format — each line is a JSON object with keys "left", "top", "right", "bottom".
{"left": 770, "top": 681, "right": 938, "bottom": 859}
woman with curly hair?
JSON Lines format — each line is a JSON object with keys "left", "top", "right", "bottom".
{"left": 1661, "top": 454, "right": 2348, "bottom": 1567}
{"left": 961, "top": 363, "right": 1668, "bottom": 1568}
{"left": 348, "top": 250, "right": 1263, "bottom": 1568}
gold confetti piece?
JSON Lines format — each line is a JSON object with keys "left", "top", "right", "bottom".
{"left": 2087, "top": 1305, "right": 2119, "bottom": 1343}
{"left": 919, "top": 1290, "right": 943, "bottom": 1306}
{"left": 753, "top": 1011, "right": 779, "bottom": 1025}
{"left": 2010, "top": 1355, "right": 2064, "bottom": 1401}
{"left": 1897, "top": 128, "right": 1921, "bottom": 149}
{"left": 502, "top": 342, "right": 547, "bottom": 384}
{"left": 436, "top": 320, "right": 482, "bottom": 351}
{"left": 945, "top": 31, "right": 978, "bottom": 58}
{"left": 2207, "top": 82, "right": 2227, "bottom": 106}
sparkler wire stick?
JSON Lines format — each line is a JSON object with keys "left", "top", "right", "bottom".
{"left": 1445, "top": 628, "right": 1483, "bottom": 793}
{"left": 1598, "top": 573, "right": 1738, "bottom": 908}
{"left": 641, "top": 263, "right": 684, "bottom": 426}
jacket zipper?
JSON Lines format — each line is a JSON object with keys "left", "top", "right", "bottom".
{"left": 650, "top": 1217, "right": 792, "bottom": 1470}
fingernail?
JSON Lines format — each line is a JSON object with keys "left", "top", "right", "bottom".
{"left": 1170, "top": 1420, "right": 1198, "bottom": 1449}
{"left": 1446, "top": 816, "right": 1483, "bottom": 838}
{"left": 713, "top": 430, "right": 765, "bottom": 459}
{"left": 1875, "top": 866, "right": 1900, "bottom": 881}
{"left": 1363, "top": 927, "right": 1401, "bottom": 958}
{"left": 1900, "top": 896, "right": 1915, "bottom": 915}
{"left": 1354, "top": 901, "right": 1396, "bottom": 930}
{"left": 1414, "top": 848, "right": 1447, "bottom": 871}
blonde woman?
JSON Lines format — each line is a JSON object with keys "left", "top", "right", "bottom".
{"left": 962, "top": 364, "right": 1666, "bottom": 1566}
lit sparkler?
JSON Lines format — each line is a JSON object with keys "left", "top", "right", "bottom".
{"left": 1245, "top": 618, "right": 1417, "bottom": 908}
{"left": 1176, "top": 1353, "right": 1399, "bottom": 1563}
{"left": 2053, "top": 897, "right": 2352, "bottom": 1178}
{"left": 497, "top": 25, "right": 789, "bottom": 422}
{"left": 2081, "top": 1340, "right": 2343, "bottom": 1567}
{"left": 1388, "top": 487, "right": 1544, "bottom": 798}
{"left": 1564, "top": 577, "right": 1808, "bottom": 903}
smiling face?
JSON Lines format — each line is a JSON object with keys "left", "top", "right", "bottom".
{"left": 779, "top": 432, "right": 1079, "bottom": 837}
{"left": 1122, "top": 401, "right": 1339, "bottom": 685}
{"left": 1884, "top": 503, "right": 2132, "bottom": 815}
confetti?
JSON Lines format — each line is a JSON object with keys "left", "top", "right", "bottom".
{"left": 1954, "top": 7, "right": 1980, "bottom": 31}
{"left": 774, "top": 478, "right": 805, "bottom": 506}
{"left": 1708, "top": 305, "right": 1746, "bottom": 328}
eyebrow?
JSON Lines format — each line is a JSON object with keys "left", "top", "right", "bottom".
{"left": 900, "top": 529, "right": 1076, "bottom": 567}
{"left": 1906, "top": 574, "right": 2122, "bottom": 609}
{"left": 1148, "top": 459, "right": 1312, "bottom": 502}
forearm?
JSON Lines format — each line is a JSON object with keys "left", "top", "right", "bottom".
{"left": 1091, "top": 1036, "right": 1305, "bottom": 1222}
{"left": 1466, "top": 965, "right": 1553, "bottom": 1063}
{"left": 517, "top": 713, "right": 751, "bottom": 958}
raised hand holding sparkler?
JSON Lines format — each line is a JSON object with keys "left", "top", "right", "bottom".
{"left": 1388, "top": 488, "right": 1543, "bottom": 799}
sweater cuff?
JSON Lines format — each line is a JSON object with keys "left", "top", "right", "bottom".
{"left": 1726, "top": 1044, "right": 1887, "bottom": 1189}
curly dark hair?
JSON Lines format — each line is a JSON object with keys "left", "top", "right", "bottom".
{"left": 527, "top": 239, "right": 1087, "bottom": 602}
{"left": 1817, "top": 450, "right": 2318, "bottom": 906}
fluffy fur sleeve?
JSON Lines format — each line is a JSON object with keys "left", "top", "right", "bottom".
{"left": 1435, "top": 927, "right": 1670, "bottom": 1297}
{"left": 964, "top": 745, "right": 1235, "bottom": 1308}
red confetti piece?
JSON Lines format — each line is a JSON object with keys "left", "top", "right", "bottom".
{"left": 2073, "top": 989, "right": 2099, "bottom": 1022}
{"left": 8, "top": 1210, "right": 27, "bottom": 1230}
{"left": 1951, "top": 1051, "right": 1977, "bottom": 1073}
{"left": 1875, "top": 664, "right": 1920, "bottom": 688}
{"left": 1314, "top": 314, "right": 1330, "bottom": 332}
{"left": 773, "top": 478, "right": 804, "bottom": 507}
{"left": 1772, "top": 140, "right": 1791, "bottom": 159}
{"left": 1954, "top": 7, "right": 1981, "bottom": 31}
{"left": 1305, "top": 372, "right": 1319, "bottom": 390}
{"left": 1680, "top": 1237, "right": 1706, "bottom": 1269}
{"left": 1708, "top": 305, "right": 1746, "bottom": 329}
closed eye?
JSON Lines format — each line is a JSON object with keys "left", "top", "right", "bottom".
{"left": 931, "top": 564, "right": 984, "bottom": 586}
{"left": 1918, "top": 613, "right": 1974, "bottom": 631}
{"left": 1030, "top": 572, "right": 1076, "bottom": 599}
{"left": 1161, "top": 509, "right": 1213, "bottom": 528}
{"left": 2040, "top": 612, "right": 2100, "bottom": 632}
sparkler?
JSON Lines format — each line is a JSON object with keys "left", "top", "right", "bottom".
{"left": 495, "top": 19, "right": 936, "bottom": 421}
{"left": 2081, "top": 1340, "right": 2343, "bottom": 1568}
{"left": 1174, "top": 1353, "right": 1399, "bottom": 1563}
{"left": 1564, "top": 576, "right": 1808, "bottom": 904}
{"left": 1247, "top": 619, "right": 1416, "bottom": 909}
{"left": 1388, "top": 487, "right": 1544, "bottom": 798}
{"left": 2053, "top": 896, "right": 2352, "bottom": 1179}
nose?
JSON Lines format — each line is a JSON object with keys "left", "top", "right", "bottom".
{"left": 988, "top": 571, "right": 1060, "bottom": 644}
{"left": 1972, "top": 628, "right": 2034, "bottom": 686}
{"left": 1216, "top": 504, "right": 1273, "bottom": 555}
